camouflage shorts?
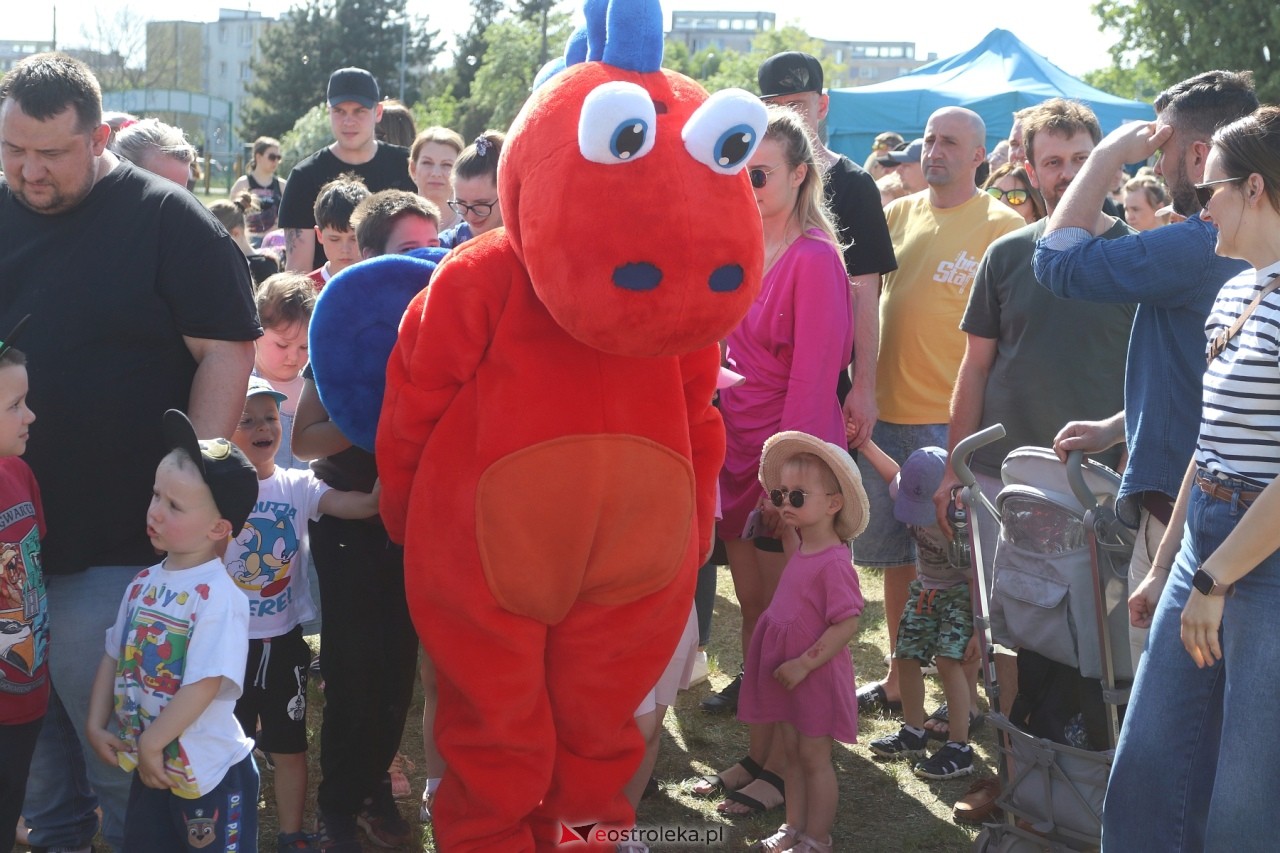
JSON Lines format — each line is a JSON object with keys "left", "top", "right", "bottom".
{"left": 893, "top": 579, "right": 973, "bottom": 663}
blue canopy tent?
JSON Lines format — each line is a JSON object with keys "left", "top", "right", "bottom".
{"left": 825, "top": 29, "right": 1153, "bottom": 163}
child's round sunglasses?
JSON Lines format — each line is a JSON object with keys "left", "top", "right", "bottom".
{"left": 769, "top": 487, "right": 836, "bottom": 508}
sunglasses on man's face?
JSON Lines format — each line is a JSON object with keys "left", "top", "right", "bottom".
{"left": 769, "top": 487, "right": 836, "bottom": 509}
{"left": 1194, "top": 176, "right": 1245, "bottom": 209}
{"left": 986, "top": 186, "right": 1029, "bottom": 206}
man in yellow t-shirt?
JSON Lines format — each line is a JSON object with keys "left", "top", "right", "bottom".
{"left": 851, "top": 106, "right": 1024, "bottom": 714}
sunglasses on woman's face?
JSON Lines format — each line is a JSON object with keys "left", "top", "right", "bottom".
{"left": 986, "top": 186, "right": 1029, "bottom": 206}
{"left": 1194, "top": 176, "right": 1245, "bottom": 209}
{"left": 769, "top": 487, "right": 836, "bottom": 509}
{"left": 266, "top": 153, "right": 282, "bottom": 162}
{"left": 750, "top": 165, "right": 781, "bottom": 189}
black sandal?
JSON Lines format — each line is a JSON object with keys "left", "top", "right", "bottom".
{"left": 692, "top": 755, "right": 762, "bottom": 797}
{"left": 717, "top": 768, "right": 785, "bottom": 817}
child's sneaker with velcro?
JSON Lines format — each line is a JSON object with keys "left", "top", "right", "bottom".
{"left": 914, "top": 741, "right": 974, "bottom": 780}
{"left": 869, "top": 725, "right": 929, "bottom": 760}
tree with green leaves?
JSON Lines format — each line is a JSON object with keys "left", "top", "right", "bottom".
{"left": 461, "top": 10, "right": 573, "bottom": 138}
{"left": 1092, "top": 0, "right": 1279, "bottom": 104}
{"left": 450, "top": 0, "right": 507, "bottom": 103}
{"left": 241, "top": 0, "right": 439, "bottom": 141}
{"left": 688, "top": 27, "right": 845, "bottom": 93}
{"left": 514, "top": 0, "right": 558, "bottom": 71}
{"left": 1082, "top": 60, "right": 1165, "bottom": 104}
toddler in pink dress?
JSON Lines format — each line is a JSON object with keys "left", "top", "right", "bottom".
{"left": 738, "top": 431, "right": 870, "bottom": 853}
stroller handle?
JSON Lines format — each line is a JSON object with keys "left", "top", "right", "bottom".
{"left": 950, "top": 423, "right": 1007, "bottom": 487}
{"left": 1065, "top": 450, "right": 1097, "bottom": 511}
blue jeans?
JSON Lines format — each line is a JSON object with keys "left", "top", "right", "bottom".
{"left": 1103, "top": 482, "right": 1280, "bottom": 852}
{"left": 23, "top": 565, "right": 139, "bottom": 851}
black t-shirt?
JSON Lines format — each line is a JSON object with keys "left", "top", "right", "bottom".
{"left": 0, "top": 161, "right": 262, "bottom": 574}
{"left": 825, "top": 155, "right": 898, "bottom": 278}
{"left": 825, "top": 155, "right": 898, "bottom": 402}
{"left": 277, "top": 141, "right": 414, "bottom": 267}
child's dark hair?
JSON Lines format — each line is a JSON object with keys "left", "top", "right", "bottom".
{"left": 209, "top": 191, "right": 258, "bottom": 233}
{"left": 312, "top": 172, "right": 370, "bottom": 232}
{"left": 350, "top": 190, "right": 440, "bottom": 256}
{"left": 0, "top": 347, "right": 27, "bottom": 370}
{"left": 255, "top": 273, "right": 316, "bottom": 328}
{"left": 453, "top": 130, "right": 505, "bottom": 182}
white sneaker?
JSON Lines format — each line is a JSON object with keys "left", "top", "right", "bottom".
{"left": 688, "top": 650, "right": 709, "bottom": 687}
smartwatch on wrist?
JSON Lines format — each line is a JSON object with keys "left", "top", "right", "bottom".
{"left": 1192, "top": 567, "right": 1233, "bottom": 597}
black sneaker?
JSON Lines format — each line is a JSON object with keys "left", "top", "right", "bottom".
{"left": 915, "top": 741, "right": 975, "bottom": 780}
{"left": 699, "top": 670, "right": 742, "bottom": 713}
{"left": 358, "top": 793, "right": 414, "bottom": 848}
{"left": 315, "top": 812, "right": 361, "bottom": 853}
{"left": 869, "top": 725, "right": 929, "bottom": 760}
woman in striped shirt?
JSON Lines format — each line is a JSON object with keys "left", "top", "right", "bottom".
{"left": 1105, "top": 105, "right": 1280, "bottom": 852}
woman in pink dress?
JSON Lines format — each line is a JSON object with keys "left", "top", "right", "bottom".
{"left": 693, "top": 107, "right": 854, "bottom": 817}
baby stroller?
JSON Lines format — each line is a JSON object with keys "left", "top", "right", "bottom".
{"left": 951, "top": 425, "right": 1134, "bottom": 853}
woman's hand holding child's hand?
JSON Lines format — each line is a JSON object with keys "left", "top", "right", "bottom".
{"left": 773, "top": 657, "right": 810, "bottom": 690}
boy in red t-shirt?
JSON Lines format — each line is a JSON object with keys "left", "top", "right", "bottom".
{"left": 0, "top": 338, "right": 47, "bottom": 851}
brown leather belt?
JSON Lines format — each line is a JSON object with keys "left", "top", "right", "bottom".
{"left": 1196, "top": 471, "right": 1263, "bottom": 507}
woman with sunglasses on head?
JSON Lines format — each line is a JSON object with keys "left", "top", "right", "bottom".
{"left": 981, "top": 163, "right": 1045, "bottom": 225}
{"left": 231, "top": 136, "right": 288, "bottom": 246}
{"left": 692, "top": 106, "right": 854, "bottom": 822}
{"left": 1105, "top": 105, "right": 1280, "bottom": 852}
{"left": 438, "top": 131, "right": 505, "bottom": 249}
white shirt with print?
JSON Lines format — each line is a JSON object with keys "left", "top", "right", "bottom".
{"left": 105, "top": 558, "right": 253, "bottom": 798}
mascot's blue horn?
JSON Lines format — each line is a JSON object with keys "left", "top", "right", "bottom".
{"left": 534, "top": 0, "right": 663, "bottom": 88}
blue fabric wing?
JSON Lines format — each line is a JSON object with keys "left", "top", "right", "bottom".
{"left": 309, "top": 254, "right": 439, "bottom": 452}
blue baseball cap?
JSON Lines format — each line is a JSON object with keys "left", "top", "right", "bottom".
{"left": 892, "top": 446, "right": 948, "bottom": 527}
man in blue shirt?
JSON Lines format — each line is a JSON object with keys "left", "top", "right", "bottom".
{"left": 1032, "top": 70, "right": 1256, "bottom": 844}
{"left": 1035, "top": 71, "right": 1256, "bottom": 663}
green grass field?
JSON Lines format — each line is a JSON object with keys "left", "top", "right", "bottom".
{"left": 242, "top": 565, "right": 996, "bottom": 852}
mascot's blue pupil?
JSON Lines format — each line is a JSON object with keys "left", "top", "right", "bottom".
{"left": 715, "top": 126, "right": 754, "bottom": 167}
{"left": 611, "top": 120, "right": 648, "bottom": 159}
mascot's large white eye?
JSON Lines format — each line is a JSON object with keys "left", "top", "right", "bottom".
{"left": 578, "top": 81, "right": 658, "bottom": 165}
{"left": 682, "top": 89, "right": 768, "bottom": 175}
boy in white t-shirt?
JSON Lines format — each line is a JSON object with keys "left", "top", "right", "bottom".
{"left": 227, "top": 376, "right": 378, "bottom": 852}
{"left": 86, "top": 409, "right": 261, "bottom": 852}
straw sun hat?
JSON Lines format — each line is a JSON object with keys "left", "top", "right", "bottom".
{"left": 758, "top": 431, "right": 870, "bottom": 542}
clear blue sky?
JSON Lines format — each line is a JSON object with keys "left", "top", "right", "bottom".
{"left": 10, "top": 0, "right": 1119, "bottom": 78}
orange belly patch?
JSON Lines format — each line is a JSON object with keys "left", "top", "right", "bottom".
{"left": 475, "top": 434, "right": 695, "bottom": 625}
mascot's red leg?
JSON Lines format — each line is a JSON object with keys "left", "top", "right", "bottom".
{"left": 414, "top": 560, "right": 554, "bottom": 852}
{"left": 528, "top": 571, "right": 693, "bottom": 851}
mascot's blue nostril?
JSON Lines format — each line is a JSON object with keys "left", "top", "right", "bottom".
{"left": 708, "top": 264, "right": 744, "bottom": 292}
{"left": 613, "top": 262, "right": 663, "bottom": 291}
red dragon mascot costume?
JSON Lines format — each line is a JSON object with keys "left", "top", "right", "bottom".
{"left": 377, "top": 0, "right": 767, "bottom": 846}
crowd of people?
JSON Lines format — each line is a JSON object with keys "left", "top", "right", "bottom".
{"left": 0, "top": 36, "right": 1278, "bottom": 853}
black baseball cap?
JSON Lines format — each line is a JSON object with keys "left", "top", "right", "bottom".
{"left": 162, "top": 409, "right": 257, "bottom": 532}
{"left": 758, "top": 52, "right": 824, "bottom": 98}
{"left": 879, "top": 138, "right": 925, "bottom": 167}
{"left": 327, "top": 67, "right": 380, "bottom": 110}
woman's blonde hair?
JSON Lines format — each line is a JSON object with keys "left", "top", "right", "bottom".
{"left": 764, "top": 106, "right": 843, "bottom": 249}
